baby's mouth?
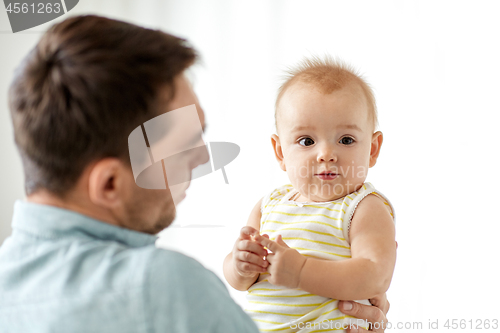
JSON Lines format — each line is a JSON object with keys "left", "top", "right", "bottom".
{"left": 315, "top": 172, "right": 339, "bottom": 180}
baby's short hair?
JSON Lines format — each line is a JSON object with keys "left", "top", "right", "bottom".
{"left": 275, "top": 56, "right": 378, "bottom": 132}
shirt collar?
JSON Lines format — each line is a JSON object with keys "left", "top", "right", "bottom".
{"left": 11, "top": 200, "right": 158, "bottom": 248}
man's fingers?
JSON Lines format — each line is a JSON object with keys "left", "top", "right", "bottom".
{"left": 339, "top": 301, "right": 387, "bottom": 333}
{"left": 344, "top": 322, "right": 366, "bottom": 331}
{"left": 240, "top": 226, "right": 260, "bottom": 239}
{"left": 369, "top": 294, "right": 389, "bottom": 315}
{"left": 344, "top": 324, "right": 362, "bottom": 333}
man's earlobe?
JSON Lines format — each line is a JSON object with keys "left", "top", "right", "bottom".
{"left": 369, "top": 131, "right": 383, "bottom": 168}
{"left": 271, "top": 134, "right": 286, "bottom": 171}
{"left": 88, "top": 158, "right": 123, "bottom": 208}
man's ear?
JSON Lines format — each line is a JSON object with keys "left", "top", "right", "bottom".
{"left": 271, "top": 134, "right": 286, "bottom": 171}
{"left": 88, "top": 158, "right": 128, "bottom": 209}
{"left": 369, "top": 131, "right": 383, "bottom": 168}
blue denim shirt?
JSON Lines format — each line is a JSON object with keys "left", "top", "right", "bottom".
{"left": 0, "top": 201, "right": 258, "bottom": 333}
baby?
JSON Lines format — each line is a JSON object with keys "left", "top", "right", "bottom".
{"left": 223, "top": 56, "right": 396, "bottom": 332}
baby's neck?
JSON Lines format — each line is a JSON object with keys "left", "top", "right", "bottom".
{"left": 291, "top": 192, "right": 328, "bottom": 203}
{"left": 291, "top": 192, "right": 308, "bottom": 202}
{"left": 290, "top": 189, "right": 347, "bottom": 203}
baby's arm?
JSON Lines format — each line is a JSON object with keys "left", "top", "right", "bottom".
{"left": 223, "top": 198, "right": 268, "bottom": 291}
{"left": 258, "top": 194, "right": 396, "bottom": 300}
{"left": 300, "top": 194, "right": 396, "bottom": 299}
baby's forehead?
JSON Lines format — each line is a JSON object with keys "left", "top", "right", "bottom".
{"left": 280, "top": 80, "right": 369, "bottom": 115}
{"left": 287, "top": 79, "right": 365, "bottom": 99}
{"left": 276, "top": 81, "right": 373, "bottom": 132}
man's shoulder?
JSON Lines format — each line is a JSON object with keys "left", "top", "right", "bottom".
{"left": 145, "top": 247, "right": 225, "bottom": 289}
{"left": 145, "top": 247, "right": 205, "bottom": 272}
{"left": 144, "top": 248, "right": 260, "bottom": 332}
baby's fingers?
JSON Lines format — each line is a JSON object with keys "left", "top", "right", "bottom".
{"left": 236, "top": 260, "right": 267, "bottom": 275}
{"left": 237, "top": 239, "right": 268, "bottom": 257}
{"left": 239, "top": 226, "right": 260, "bottom": 240}
{"left": 255, "top": 234, "right": 281, "bottom": 253}
{"left": 236, "top": 251, "right": 268, "bottom": 269}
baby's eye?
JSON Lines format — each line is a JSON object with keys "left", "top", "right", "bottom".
{"left": 298, "top": 137, "right": 315, "bottom": 146}
{"left": 339, "top": 137, "right": 355, "bottom": 145}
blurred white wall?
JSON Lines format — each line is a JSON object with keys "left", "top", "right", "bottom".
{"left": 2, "top": 1, "right": 500, "bottom": 331}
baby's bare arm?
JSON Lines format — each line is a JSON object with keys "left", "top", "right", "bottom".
{"left": 223, "top": 198, "right": 268, "bottom": 291}
{"left": 298, "top": 194, "right": 396, "bottom": 299}
{"left": 258, "top": 194, "right": 396, "bottom": 300}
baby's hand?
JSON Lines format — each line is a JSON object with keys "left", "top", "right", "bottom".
{"left": 256, "top": 234, "right": 307, "bottom": 289}
{"left": 232, "top": 226, "right": 269, "bottom": 278}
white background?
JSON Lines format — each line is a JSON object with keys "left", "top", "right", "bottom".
{"left": 1, "top": 1, "right": 499, "bottom": 331}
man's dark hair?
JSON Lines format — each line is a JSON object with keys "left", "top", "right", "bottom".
{"left": 8, "top": 15, "right": 197, "bottom": 197}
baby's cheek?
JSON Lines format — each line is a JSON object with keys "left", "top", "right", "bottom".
{"left": 297, "top": 165, "right": 312, "bottom": 180}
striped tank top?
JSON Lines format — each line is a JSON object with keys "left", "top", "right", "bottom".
{"left": 245, "top": 182, "right": 395, "bottom": 333}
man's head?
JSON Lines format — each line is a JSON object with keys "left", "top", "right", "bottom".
{"left": 8, "top": 15, "right": 208, "bottom": 233}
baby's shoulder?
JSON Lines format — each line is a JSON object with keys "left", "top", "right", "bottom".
{"left": 342, "top": 182, "right": 395, "bottom": 243}
{"left": 355, "top": 193, "right": 391, "bottom": 216}
{"left": 260, "top": 184, "right": 294, "bottom": 209}
{"left": 350, "top": 182, "right": 395, "bottom": 222}
{"left": 268, "top": 184, "right": 294, "bottom": 199}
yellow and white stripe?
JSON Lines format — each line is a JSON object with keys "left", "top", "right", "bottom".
{"left": 245, "top": 182, "right": 395, "bottom": 333}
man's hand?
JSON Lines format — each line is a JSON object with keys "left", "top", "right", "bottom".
{"left": 232, "top": 226, "right": 269, "bottom": 278}
{"left": 256, "top": 234, "right": 307, "bottom": 288}
{"left": 339, "top": 294, "right": 390, "bottom": 332}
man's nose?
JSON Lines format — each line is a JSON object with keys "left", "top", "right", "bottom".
{"left": 199, "top": 143, "right": 210, "bottom": 165}
{"left": 191, "top": 142, "right": 210, "bottom": 170}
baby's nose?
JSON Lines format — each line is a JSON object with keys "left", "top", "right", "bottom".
{"left": 317, "top": 148, "right": 337, "bottom": 162}
{"left": 319, "top": 156, "right": 336, "bottom": 162}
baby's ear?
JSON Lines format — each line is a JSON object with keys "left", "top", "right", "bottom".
{"left": 271, "top": 134, "right": 286, "bottom": 171}
{"left": 369, "top": 131, "right": 383, "bottom": 168}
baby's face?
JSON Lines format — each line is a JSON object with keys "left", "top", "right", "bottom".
{"left": 273, "top": 81, "right": 381, "bottom": 202}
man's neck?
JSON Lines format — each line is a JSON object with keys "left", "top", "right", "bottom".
{"left": 27, "top": 190, "right": 119, "bottom": 227}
